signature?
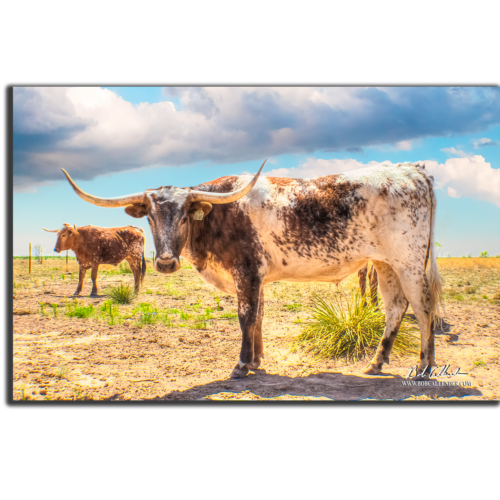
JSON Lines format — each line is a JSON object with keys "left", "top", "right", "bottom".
{"left": 406, "top": 364, "right": 468, "bottom": 379}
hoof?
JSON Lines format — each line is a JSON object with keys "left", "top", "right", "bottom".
{"left": 230, "top": 363, "right": 250, "bottom": 379}
{"left": 90, "top": 293, "right": 99, "bottom": 298}
{"left": 73, "top": 292, "right": 81, "bottom": 296}
{"left": 363, "top": 364, "right": 381, "bottom": 375}
{"left": 249, "top": 358, "right": 262, "bottom": 370}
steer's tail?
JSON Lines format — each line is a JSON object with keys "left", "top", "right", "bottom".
{"left": 426, "top": 178, "right": 444, "bottom": 323}
{"left": 141, "top": 250, "right": 146, "bottom": 284}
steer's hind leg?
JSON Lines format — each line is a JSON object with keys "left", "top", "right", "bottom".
{"left": 369, "top": 265, "right": 379, "bottom": 308}
{"left": 394, "top": 268, "right": 436, "bottom": 375}
{"left": 358, "top": 265, "right": 368, "bottom": 297}
{"left": 90, "top": 265, "right": 99, "bottom": 297}
{"left": 249, "top": 287, "right": 265, "bottom": 370}
{"left": 127, "top": 257, "right": 141, "bottom": 293}
{"left": 363, "top": 261, "right": 408, "bottom": 375}
{"left": 230, "top": 273, "right": 263, "bottom": 379}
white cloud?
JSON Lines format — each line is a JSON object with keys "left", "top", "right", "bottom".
{"left": 441, "top": 147, "right": 470, "bottom": 157}
{"left": 475, "top": 138, "right": 492, "bottom": 147}
{"left": 473, "top": 137, "right": 500, "bottom": 148}
{"left": 424, "top": 155, "right": 500, "bottom": 207}
{"left": 265, "top": 158, "right": 379, "bottom": 178}
{"left": 14, "top": 86, "right": 500, "bottom": 189}
{"left": 447, "top": 187, "right": 461, "bottom": 198}
{"left": 395, "top": 140, "right": 412, "bottom": 151}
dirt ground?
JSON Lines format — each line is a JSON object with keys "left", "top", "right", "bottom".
{"left": 12, "top": 257, "right": 500, "bottom": 401}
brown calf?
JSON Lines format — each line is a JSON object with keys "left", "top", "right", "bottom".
{"left": 43, "top": 223, "right": 146, "bottom": 297}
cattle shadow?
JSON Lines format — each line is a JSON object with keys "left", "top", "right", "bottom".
{"left": 159, "top": 370, "right": 482, "bottom": 402}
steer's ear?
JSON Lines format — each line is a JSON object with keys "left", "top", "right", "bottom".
{"left": 189, "top": 201, "right": 212, "bottom": 220}
{"left": 125, "top": 204, "right": 148, "bottom": 218}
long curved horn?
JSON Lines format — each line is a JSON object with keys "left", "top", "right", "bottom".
{"left": 189, "top": 160, "right": 267, "bottom": 204}
{"left": 43, "top": 227, "right": 60, "bottom": 233}
{"left": 61, "top": 169, "right": 145, "bottom": 207}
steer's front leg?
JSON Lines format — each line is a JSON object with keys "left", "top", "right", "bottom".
{"left": 230, "top": 274, "right": 263, "bottom": 379}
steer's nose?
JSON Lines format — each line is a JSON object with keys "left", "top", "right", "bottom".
{"left": 155, "top": 257, "right": 180, "bottom": 274}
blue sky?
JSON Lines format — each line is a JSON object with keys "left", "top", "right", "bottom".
{"left": 13, "top": 86, "right": 500, "bottom": 257}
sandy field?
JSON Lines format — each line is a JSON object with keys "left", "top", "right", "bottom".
{"left": 12, "top": 257, "right": 500, "bottom": 401}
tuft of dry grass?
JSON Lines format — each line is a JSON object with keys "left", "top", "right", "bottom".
{"left": 103, "top": 283, "right": 137, "bottom": 304}
{"left": 292, "top": 289, "right": 419, "bottom": 362}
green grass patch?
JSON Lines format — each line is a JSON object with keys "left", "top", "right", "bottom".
{"left": 100, "top": 300, "right": 121, "bottom": 325}
{"left": 180, "top": 310, "right": 194, "bottom": 321}
{"left": 65, "top": 300, "right": 95, "bottom": 319}
{"left": 220, "top": 312, "right": 238, "bottom": 321}
{"left": 164, "top": 283, "right": 182, "bottom": 296}
{"left": 292, "top": 289, "right": 419, "bottom": 362}
{"left": 102, "top": 262, "right": 133, "bottom": 276}
{"left": 284, "top": 303, "right": 303, "bottom": 312}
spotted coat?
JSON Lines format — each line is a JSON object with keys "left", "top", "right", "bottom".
{"left": 121, "top": 162, "right": 443, "bottom": 378}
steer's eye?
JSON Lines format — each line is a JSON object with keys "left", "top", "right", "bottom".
{"left": 181, "top": 216, "right": 188, "bottom": 225}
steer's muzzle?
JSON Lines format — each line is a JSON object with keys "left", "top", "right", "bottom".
{"left": 155, "top": 257, "right": 180, "bottom": 274}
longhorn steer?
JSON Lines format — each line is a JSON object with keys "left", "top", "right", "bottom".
{"left": 61, "top": 161, "right": 443, "bottom": 377}
{"left": 43, "top": 223, "right": 146, "bottom": 297}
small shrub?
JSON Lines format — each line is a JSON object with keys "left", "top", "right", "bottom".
{"left": 145, "top": 289, "right": 153, "bottom": 294}
{"left": 61, "top": 274, "right": 65, "bottom": 280}
{"left": 56, "top": 365, "right": 70, "bottom": 379}
{"left": 292, "top": 289, "right": 419, "bottom": 362}
{"left": 473, "top": 359, "right": 486, "bottom": 367}
{"left": 103, "top": 284, "right": 137, "bottom": 304}
{"left": 482, "top": 295, "right": 488, "bottom": 299}
{"left": 479, "top": 251, "right": 489, "bottom": 258}
{"left": 51, "top": 304, "right": 58, "bottom": 317}
{"left": 284, "top": 303, "right": 302, "bottom": 312}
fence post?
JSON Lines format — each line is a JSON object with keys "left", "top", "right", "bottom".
{"left": 29, "top": 243, "right": 32, "bottom": 274}
{"left": 66, "top": 250, "right": 69, "bottom": 272}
